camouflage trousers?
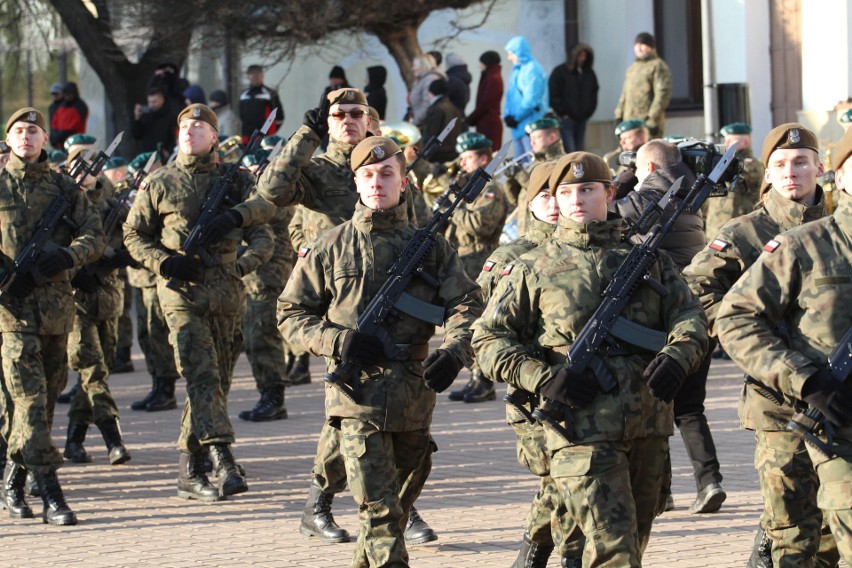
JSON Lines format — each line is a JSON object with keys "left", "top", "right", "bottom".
{"left": 311, "top": 420, "right": 349, "bottom": 494}
{"left": 755, "top": 429, "right": 839, "bottom": 568}
{"left": 0, "top": 332, "right": 68, "bottom": 473}
{"left": 115, "top": 273, "right": 133, "bottom": 353}
{"left": 67, "top": 313, "right": 120, "bottom": 424}
{"left": 242, "top": 287, "right": 287, "bottom": 391}
{"left": 511, "top": 420, "right": 584, "bottom": 556}
{"left": 164, "top": 309, "right": 238, "bottom": 454}
{"left": 340, "top": 419, "right": 432, "bottom": 568}
{"left": 135, "top": 285, "right": 179, "bottom": 381}
{"left": 550, "top": 436, "right": 668, "bottom": 567}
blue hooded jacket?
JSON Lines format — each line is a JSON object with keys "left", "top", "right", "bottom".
{"left": 503, "top": 36, "right": 548, "bottom": 139}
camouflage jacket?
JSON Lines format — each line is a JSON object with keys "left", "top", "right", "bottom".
{"left": 698, "top": 187, "right": 826, "bottom": 430}
{"left": 472, "top": 213, "right": 707, "bottom": 449}
{"left": 0, "top": 151, "right": 105, "bottom": 334}
{"left": 473, "top": 217, "right": 555, "bottom": 426}
{"left": 716, "top": 192, "right": 852, "bottom": 450}
{"left": 123, "top": 151, "right": 275, "bottom": 316}
{"left": 277, "top": 197, "right": 482, "bottom": 431}
{"left": 505, "top": 141, "right": 565, "bottom": 236}
{"left": 702, "top": 147, "right": 764, "bottom": 240}
{"left": 241, "top": 205, "right": 294, "bottom": 296}
{"left": 614, "top": 52, "right": 672, "bottom": 135}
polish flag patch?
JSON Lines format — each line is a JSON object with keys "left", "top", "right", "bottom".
{"left": 483, "top": 260, "right": 496, "bottom": 272}
{"left": 501, "top": 264, "right": 514, "bottom": 276}
{"left": 484, "top": 192, "right": 495, "bottom": 199}
{"left": 709, "top": 239, "right": 730, "bottom": 252}
{"left": 297, "top": 247, "right": 311, "bottom": 258}
{"left": 763, "top": 239, "right": 781, "bottom": 253}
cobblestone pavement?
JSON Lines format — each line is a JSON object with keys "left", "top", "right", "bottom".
{"left": 1, "top": 350, "right": 845, "bottom": 567}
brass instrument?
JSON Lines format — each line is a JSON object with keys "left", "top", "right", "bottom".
{"left": 380, "top": 121, "right": 422, "bottom": 148}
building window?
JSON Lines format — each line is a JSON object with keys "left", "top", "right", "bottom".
{"left": 654, "top": 0, "right": 703, "bottom": 111}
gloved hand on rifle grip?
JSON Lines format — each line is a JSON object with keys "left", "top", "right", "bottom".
{"left": 538, "top": 367, "right": 600, "bottom": 408}
{"left": 70, "top": 267, "right": 98, "bottom": 293}
{"left": 101, "top": 249, "right": 136, "bottom": 270}
{"left": 340, "top": 330, "right": 383, "bottom": 367}
{"left": 802, "top": 368, "right": 852, "bottom": 429}
{"left": 303, "top": 94, "right": 331, "bottom": 139}
{"left": 643, "top": 354, "right": 686, "bottom": 403}
{"left": 36, "top": 250, "right": 74, "bottom": 278}
{"left": 199, "top": 210, "right": 242, "bottom": 247}
{"left": 422, "top": 349, "right": 463, "bottom": 393}
{"left": 6, "top": 271, "right": 35, "bottom": 298}
{"left": 160, "top": 255, "right": 204, "bottom": 283}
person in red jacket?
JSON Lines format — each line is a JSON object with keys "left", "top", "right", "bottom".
{"left": 49, "top": 82, "right": 88, "bottom": 149}
{"left": 465, "top": 51, "right": 504, "bottom": 148}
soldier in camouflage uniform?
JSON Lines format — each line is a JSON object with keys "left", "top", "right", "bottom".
{"left": 685, "top": 123, "right": 838, "bottom": 567}
{"left": 0, "top": 108, "right": 105, "bottom": 525}
{"left": 63, "top": 149, "right": 134, "bottom": 467}
{"left": 603, "top": 119, "right": 648, "bottom": 193}
{"left": 716, "top": 125, "right": 852, "bottom": 567}
{"left": 473, "top": 152, "right": 708, "bottom": 566}
{"left": 124, "top": 103, "right": 275, "bottom": 502}
{"left": 476, "top": 163, "right": 584, "bottom": 568}
{"left": 702, "top": 122, "right": 764, "bottom": 241}
{"left": 441, "top": 133, "right": 509, "bottom": 404}
{"left": 278, "top": 136, "right": 481, "bottom": 568}
{"left": 614, "top": 33, "right": 672, "bottom": 139}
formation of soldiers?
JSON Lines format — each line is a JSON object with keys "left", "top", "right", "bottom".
{"left": 1, "top": 72, "right": 852, "bottom": 568}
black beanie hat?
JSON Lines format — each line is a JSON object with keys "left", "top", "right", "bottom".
{"left": 479, "top": 51, "right": 501, "bottom": 66}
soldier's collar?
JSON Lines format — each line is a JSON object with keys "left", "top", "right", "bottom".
{"left": 353, "top": 193, "right": 410, "bottom": 232}
{"left": 4, "top": 150, "right": 49, "bottom": 180}
{"left": 325, "top": 137, "right": 357, "bottom": 166}
{"left": 525, "top": 216, "right": 556, "bottom": 245}
{"left": 176, "top": 150, "right": 216, "bottom": 173}
{"left": 764, "top": 184, "right": 825, "bottom": 230}
{"left": 555, "top": 212, "right": 623, "bottom": 248}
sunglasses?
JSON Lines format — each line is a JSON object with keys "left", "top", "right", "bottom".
{"left": 330, "top": 110, "right": 366, "bottom": 120}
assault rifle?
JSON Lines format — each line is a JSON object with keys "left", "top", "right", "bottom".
{"left": 493, "top": 150, "right": 533, "bottom": 178}
{"left": 102, "top": 152, "right": 156, "bottom": 241}
{"left": 0, "top": 132, "right": 124, "bottom": 296}
{"left": 406, "top": 117, "right": 458, "bottom": 174}
{"left": 532, "top": 142, "right": 740, "bottom": 440}
{"left": 324, "top": 142, "right": 511, "bottom": 403}
{"left": 786, "top": 325, "right": 852, "bottom": 459}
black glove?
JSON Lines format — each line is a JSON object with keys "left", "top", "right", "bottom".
{"left": 802, "top": 368, "right": 852, "bottom": 429}
{"left": 539, "top": 367, "right": 600, "bottom": 408}
{"left": 5, "top": 271, "right": 35, "bottom": 298}
{"left": 643, "top": 354, "right": 686, "bottom": 403}
{"left": 613, "top": 168, "right": 639, "bottom": 199}
{"left": 159, "top": 255, "right": 204, "bottom": 282}
{"left": 422, "top": 350, "right": 463, "bottom": 393}
{"left": 101, "top": 249, "right": 136, "bottom": 270}
{"left": 340, "top": 331, "right": 384, "bottom": 367}
{"left": 303, "top": 94, "right": 331, "bottom": 138}
{"left": 71, "top": 267, "right": 98, "bottom": 293}
{"left": 36, "top": 250, "right": 74, "bottom": 278}
{"left": 199, "top": 210, "right": 242, "bottom": 247}
{"left": 504, "top": 115, "right": 519, "bottom": 128}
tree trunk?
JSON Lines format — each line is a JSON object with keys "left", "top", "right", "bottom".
{"left": 372, "top": 20, "right": 425, "bottom": 91}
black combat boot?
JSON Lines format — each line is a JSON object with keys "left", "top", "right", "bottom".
{"left": 404, "top": 506, "right": 438, "bottom": 546}
{"left": 0, "top": 462, "right": 33, "bottom": 519}
{"left": 131, "top": 376, "right": 158, "bottom": 411}
{"left": 146, "top": 376, "right": 177, "bottom": 412}
{"left": 208, "top": 444, "right": 248, "bottom": 497}
{"left": 110, "top": 346, "right": 134, "bottom": 373}
{"left": 96, "top": 417, "right": 131, "bottom": 465}
{"left": 57, "top": 379, "right": 81, "bottom": 404}
{"left": 35, "top": 471, "right": 77, "bottom": 525}
{"left": 247, "top": 385, "right": 288, "bottom": 422}
{"left": 63, "top": 420, "right": 93, "bottom": 463}
{"left": 562, "top": 555, "right": 583, "bottom": 568}
{"left": 287, "top": 353, "right": 312, "bottom": 386}
{"left": 448, "top": 374, "right": 476, "bottom": 401}
{"left": 463, "top": 370, "right": 496, "bottom": 403}
{"left": 0, "top": 436, "right": 7, "bottom": 473}
{"left": 746, "top": 527, "right": 773, "bottom": 568}
{"left": 25, "top": 471, "right": 39, "bottom": 497}
{"left": 299, "top": 482, "right": 350, "bottom": 543}
{"left": 177, "top": 451, "right": 221, "bottom": 502}
{"left": 511, "top": 534, "right": 553, "bottom": 568}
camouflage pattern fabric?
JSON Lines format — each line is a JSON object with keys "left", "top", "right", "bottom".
{"left": 310, "top": 420, "right": 349, "bottom": 494}
{"left": 702, "top": 147, "right": 764, "bottom": 240}
{"left": 134, "top": 284, "right": 180, "bottom": 381}
{"left": 501, "top": 141, "right": 564, "bottom": 236}
{"left": 614, "top": 52, "right": 672, "bottom": 137}
{"left": 68, "top": 314, "right": 120, "bottom": 424}
{"left": 116, "top": 273, "right": 134, "bottom": 353}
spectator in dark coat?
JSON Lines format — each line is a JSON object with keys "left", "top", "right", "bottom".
{"left": 322, "top": 65, "right": 352, "bottom": 99}
{"left": 147, "top": 58, "right": 189, "bottom": 112}
{"left": 465, "top": 51, "right": 504, "bottom": 148}
{"left": 131, "top": 87, "right": 178, "bottom": 155}
{"left": 49, "top": 82, "right": 88, "bottom": 149}
{"left": 239, "top": 64, "right": 284, "bottom": 142}
{"left": 421, "top": 78, "right": 462, "bottom": 164}
{"left": 365, "top": 66, "right": 388, "bottom": 119}
{"left": 445, "top": 53, "right": 472, "bottom": 116}
{"left": 48, "top": 83, "right": 63, "bottom": 124}
{"left": 548, "top": 43, "right": 599, "bottom": 152}
{"left": 183, "top": 84, "right": 207, "bottom": 106}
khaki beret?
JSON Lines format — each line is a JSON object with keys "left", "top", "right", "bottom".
{"left": 833, "top": 127, "right": 852, "bottom": 172}
{"left": 527, "top": 162, "right": 556, "bottom": 202}
{"left": 549, "top": 152, "right": 612, "bottom": 192}
{"left": 6, "top": 107, "right": 47, "bottom": 133}
{"left": 761, "top": 123, "right": 818, "bottom": 165}
{"left": 327, "top": 88, "right": 368, "bottom": 107}
{"left": 177, "top": 103, "right": 218, "bottom": 131}
{"left": 367, "top": 106, "right": 381, "bottom": 123}
{"left": 350, "top": 136, "right": 402, "bottom": 171}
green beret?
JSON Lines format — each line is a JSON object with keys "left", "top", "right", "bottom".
{"left": 549, "top": 151, "right": 612, "bottom": 191}
{"left": 327, "top": 88, "right": 368, "bottom": 107}
{"left": 833, "top": 127, "right": 852, "bottom": 172}
{"left": 6, "top": 107, "right": 47, "bottom": 134}
{"left": 261, "top": 135, "right": 284, "bottom": 150}
{"left": 63, "top": 133, "right": 97, "bottom": 151}
{"left": 48, "top": 149, "right": 67, "bottom": 163}
{"left": 720, "top": 122, "right": 752, "bottom": 136}
{"left": 615, "top": 119, "right": 645, "bottom": 137}
{"left": 455, "top": 132, "right": 492, "bottom": 154}
{"left": 104, "top": 156, "right": 128, "bottom": 171}
{"left": 524, "top": 117, "right": 560, "bottom": 135}
{"left": 177, "top": 103, "right": 218, "bottom": 131}
{"left": 761, "top": 123, "right": 818, "bottom": 165}
{"left": 241, "top": 149, "right": 270, "bottom": 169}
{"left": 663, "top": 135, "right": 687, "bottom": 144}
{"left": 527, "top": 162, "right": 556, "bottom": 202}
{"left": 128, "top": 152, "right": 154, "bottom": 174}
{"left": 350, "top": 137, "right": 402, "bottom": 171}
{"left": 839, "top": 109, "right": 852, "bottom": 125}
